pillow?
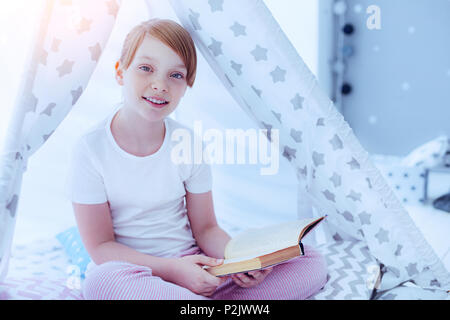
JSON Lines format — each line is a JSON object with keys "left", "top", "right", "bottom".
{"left": 56, "top": 226, "right": 91, "bottom": 279}
{"left": 308, "top": 240, "right": 378, "bottom": 300}
{"left": 401, "top": 135, "right": 449, "bottom": 168}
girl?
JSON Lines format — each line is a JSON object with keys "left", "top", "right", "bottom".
{"left": 67, "top": 18, "right": 327, "bottom": 300}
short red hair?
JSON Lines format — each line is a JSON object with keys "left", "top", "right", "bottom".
{"left": 118, "top": 18, "right": 197, "bottom": 87}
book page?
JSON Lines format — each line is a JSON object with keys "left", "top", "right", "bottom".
{"left": 224, "top": 217, "right": 320, "bottom": 259}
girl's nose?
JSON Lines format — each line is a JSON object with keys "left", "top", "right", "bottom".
{"left": 151, "top": 78, "right": 168, "bottom": 92}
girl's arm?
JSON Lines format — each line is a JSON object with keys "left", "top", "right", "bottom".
{"left": 185, "top": 190, "right": 231, "bottom": 258}
{"left": 72, "top": 202, "right": 174, "bottom": 280}
{"left": 73, "top": 201, "right": 225, "bottom": 296}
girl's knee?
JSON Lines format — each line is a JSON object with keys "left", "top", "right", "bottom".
{"left": 82, "top": 261, "right": 151, "bottom": 300}
{"left": 281, "top": 246, "right": 328, "bottom": 294}
{"left": 302, "top": 245, "right": 328, "bottom": 280}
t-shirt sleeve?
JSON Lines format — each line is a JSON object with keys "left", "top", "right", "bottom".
{"left": 65, "top": 137, "right": 108, "bottom": 204}
{"left": 183, "top": 160, "right": 213, "bottom": 194}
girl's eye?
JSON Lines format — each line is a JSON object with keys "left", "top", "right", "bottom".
{"left": 172, "top": 73, "right": 184, "bottom": 79}
{"left": 140, "top": 66, "right": 152, "bottom": 72}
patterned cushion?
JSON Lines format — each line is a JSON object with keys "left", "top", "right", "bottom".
{"left": 56, "top": 226, "right": 91, "bottom": 279}
{"left": 370, "top": 154, "right": 425, "bottom": 205}
{"left": 309, "top": 240, "right": 378, "bottom": 300}
{"left": 401, "top": 135, "right": 448, "bottom": 168}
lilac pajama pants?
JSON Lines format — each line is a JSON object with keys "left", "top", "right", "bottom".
{"left": 82, "top": 245, "right": 327, "bottom": 300}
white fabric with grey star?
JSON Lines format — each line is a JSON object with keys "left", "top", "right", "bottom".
{"left": 0, "top": 0, "right": 120, "bottom": 281}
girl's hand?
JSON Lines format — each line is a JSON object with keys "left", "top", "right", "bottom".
{"left": 231, "top": 267, "right": 273, "bottom": 288}
{"left": 167, "top": 255, "right": 227, "bottom": 297}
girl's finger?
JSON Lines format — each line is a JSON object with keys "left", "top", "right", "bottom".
{"left": 200, "top": 283, "right": 218, "bottom": 296}
{"left": 202, "top": 288, "right": 215, "bottom": 297}
{"left": 195, "top": 255, "right": 223, "bottom": 266}
{"left": 248, "top": 270, "right": 264, "bottom": 281}
{"left": 263, "top": 267, "right": 273, "bottom": 275}
{"left": 236, "top": 273, "right": 253, "bottom": 284}
{"left": 218, "top": 276, "right": 228, "bottom": 285}
{"left": 234, "top": 273, "right": 256, "bottom": 287}
{"left": 231, "top": 274, "right": 246, "bottom": 287}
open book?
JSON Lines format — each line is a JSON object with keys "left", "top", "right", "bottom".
{"left": 205, "top": 216, "right": 326, "bottom": 277}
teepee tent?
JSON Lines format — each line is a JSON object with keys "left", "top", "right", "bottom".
{"left": 0, "top": 0, "right": 448, "bottom": 299}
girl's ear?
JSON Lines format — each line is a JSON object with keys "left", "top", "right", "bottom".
{"left": 115, "top": 61, "right": 124, "bottom": 86}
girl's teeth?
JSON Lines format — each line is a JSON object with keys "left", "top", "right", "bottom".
{"left": 145, "top": 97, "right": 167, "bottom": 104}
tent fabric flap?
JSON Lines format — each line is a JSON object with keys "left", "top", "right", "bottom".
{"left": 0, "top": 0, "right": 120, "bottom": 281}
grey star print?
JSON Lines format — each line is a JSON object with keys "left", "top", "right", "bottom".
{"left": 261, "top": 121, "right": 272, "bottom": 141}
{"left": 6, "top": 194, "right": 18, "bottom": 218}
{"left": 40, "top": 48, "right": 48, "bottom": 65}
{"left": 230, "top": 22, "right": 246, "bottom": 37}
{"left": 406, "top": 263, "right": 418, "bottom": 276}
{"left": 394, "top": 245, "right": 402, "bottom": 256}
{"left": 283, "top": 146, "right": 296, "bottom": 161}
{"left": 312, "top": 151, "right": 325, "bottom": 167}
{"left": 77, "top": 18, "right": 92, "bottom": 35}
{"left": 366, "top": 177, "right": 373, "bottom": 189}
{"left": 51, "top": 38, "right": 61, "bottom": 52}
{"left": 270, "top": 66, "right": 286, "bottom": 83}
{"left": 208, "top": 37, "right": 223, "bottom": 56}
{"left": 89, "top": 43, "right": 102, "bottom": 62}
{"left": 298, "top": 165, "right": 307, "bottom": 178}
{"left": 42, "top": 130, "right": 55, "bottom": 143}
{"left": 208, "top": 0, "right": 224, "bottom": 12}
{"left": 290, "top": 129, "right": 302, "bottom": 143}
{"left": 230, "top": 60, "right": 242, "bottom": 75}
{"left": 329, "top": 172, "right": 342, "bottom": 187}
{"left": 329, "top": 134, "right": 343, "bottom": 150}
{"left": 316, "top": 118, "right": 325, "bottom": 126}
{"left": 333, "top": 233, "right": 343, "bottom": 242}
{"left": 188, "top": 9, "right": 202, "bottom": 30}
{"left": 323, "top": 190, "right": 336, "bottom": 202}
{"left": 290, "top": 93, "right": 304, "bottom": 110}
{"left": 347, "top": 190, "right": 362, "bottom": 202}
{"left": 41, "top": 103, "right": 56, "bottom": 116}
{"left": 56, "top": 60, "right": 74, "bottom": 77}
{"left": 375, "top": 228, "right": 389, "bottom": 244}
{"left": 359, "top": 211, "right": 371, "bottom": 225}
{"left": 71, "top": 86, "right": 83, "bottom": 105}
{"left": 106, "top": 0, "right": 119, "bottom": 17}
{"left": 25, "top": 93, "right": 38, "bottom": 113}
{"left": 347, "top": 158, "right": 361, "bottom": 170}
{"left": 340, "top": 210, "right": 354, "bottom": 222}
{"left": 250, "top": 45, "right": 268, "bottom": 61}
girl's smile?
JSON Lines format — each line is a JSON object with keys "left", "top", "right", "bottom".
{"left": 142, "top": 95, "right": 170, "bottom": 108}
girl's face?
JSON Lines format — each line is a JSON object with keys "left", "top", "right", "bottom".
{"left": 116, "top": 35, "right": 188, "bottom": 122}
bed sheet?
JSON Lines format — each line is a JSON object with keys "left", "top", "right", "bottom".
{"left": 0, "top": 237, "right": 83, "bottom": 300}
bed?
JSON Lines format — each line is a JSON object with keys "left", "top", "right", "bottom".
{"left": 1, "top": 232, "right": 374, "bottom": 300}
{"left": 2, "top": 206, "right": 448, "bottom": 301}
{"left": 1, "top": 152, "right": 449, "bottom": 300}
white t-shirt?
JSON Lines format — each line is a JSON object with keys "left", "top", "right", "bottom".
{"left": 65, "top": 107, "right": 212, "bottom": 258}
